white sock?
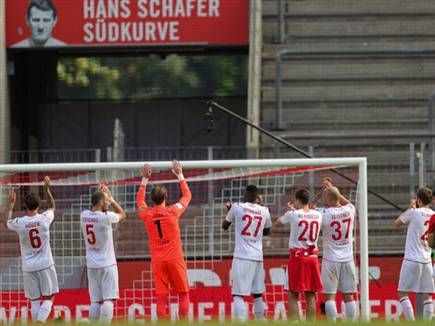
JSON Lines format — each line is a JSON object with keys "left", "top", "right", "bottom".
{"left": 253, "top": 297, "right": 265, "bottom": 320}
{"left": 89, "top": 302, "right": 101, "bottom": 322}
{"left": 423, "top": 299, "right": 433, "bottom": 321}
{"left": 100, "top": 301, "right": 114, "bottom": 324}
{"left": 233, "top": 296, "right": 246, "bottom": 322}
{"left": 400, "top": 296, "right": 415, "bottom": 321}
{"left": 325, "top": 300, "right": 337, "bottom": 323}
{"left": 345, "top": 301, "right": 357, "bottom": 321}
{"left": 36, "top": 300, "right": 53, "bottom": 323}
{"left": 30, "top": 300, "right": 41, "bottom": 321}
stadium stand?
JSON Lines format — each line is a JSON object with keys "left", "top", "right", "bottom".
{"left": 261, "top": 0, "right": 435, "bottom": 254}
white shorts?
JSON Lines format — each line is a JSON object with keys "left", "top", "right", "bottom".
{"left": 231, "top": 258, "right": 265, "bottom": 296}
{"left": 432, "top": 264, "right": 435, "bottom": 279}
{"left": 23, "top": 265, "right": 59, "bottom": 300}
{"left": 87, "top": 265, "right": 119, "bottom": 302}
{"left": 398, "top": 259, "right": 434, "bottom": 293}
{"left": 321, "top": 260, "right": 357, "bottom": 294}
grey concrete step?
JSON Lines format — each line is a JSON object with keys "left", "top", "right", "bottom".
{"left": 262, "top": 58, "right": 435, "bottom": 81}
{"left": 263, "top": 0, "right": 435, "bottom": 16}
{"left": 263, "top": 41, "right": 435, "bottom": 58}
{"left": 263, "top": 17, "right": 435, "bottom": 39}
{"left": 262, "top": 82, "right": 435, "bottom": 103}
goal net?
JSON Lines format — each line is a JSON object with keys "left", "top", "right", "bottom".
{"left": 0, "top": 158, "right": 368, "bottom": 322}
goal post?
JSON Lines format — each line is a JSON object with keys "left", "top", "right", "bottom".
{"left": 0, "top": 157, "right": 369, "bottom": 322}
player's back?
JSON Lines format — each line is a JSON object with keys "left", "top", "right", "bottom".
{"left": 80, "top": 210, "right": 119, "bottom": 268}
{"left": 227, "top": 202, "right": 272, "bottom": 261}
{"left": 321, "top": 204, "right": 355, "bottom": 262}
{"left": 141, "top": 205, "right": 184, "bottom": 261}
{"left": 401, "top": 207, "right": 434, "bottom": 263}
{"left": 285, "top": 209, "right": 322, "bottom": 249}
{"left": 7, "top": 211, "right": 55, "bottom": 272}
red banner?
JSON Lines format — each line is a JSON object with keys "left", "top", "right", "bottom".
{"left": 6, "top": 0, "right": 249, "bottom": 48}
{"left": 0, "top": 257, "right": 425, "bottom": 322}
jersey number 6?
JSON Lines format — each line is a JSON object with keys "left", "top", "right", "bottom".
{"left": 29, "top": 229, "right": 42, "bottom": 249}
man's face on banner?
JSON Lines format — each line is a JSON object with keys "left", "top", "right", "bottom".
{"left": 27, "top": 6, "right": 56, "bottom": 45}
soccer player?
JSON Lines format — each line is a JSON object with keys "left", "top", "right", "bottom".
{"left": 275, "top": 188, "right": 323, "bottom": 322}
{"left": 136, "top": 160, "right": 192, "bottom": 320}
{"left": 6, "top": 176, "right": 59, "bottom": 323}
{"left": 395, "top": 187, "right": 434, "bottom": 321}
{"left": 80, "top": 184, "right": 127, "bottom": 323}
{"left": 319, "top": 182, "right": 357, "bottom": 322}
{"left": 223, "top": 185, "right": 272, "bottom": 322}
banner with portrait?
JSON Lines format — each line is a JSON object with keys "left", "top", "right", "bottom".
{"left": 6, "top": 0, "right": 249, "bottom": 48}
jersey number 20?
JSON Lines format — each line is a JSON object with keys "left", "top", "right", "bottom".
{"left": 298, "top": 220, "right": 319, "bottom": 242}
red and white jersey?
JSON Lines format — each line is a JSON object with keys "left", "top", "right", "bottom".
{"left": 7, "top": 211, "right": 55, "bottom": 272}
{"left": 225, "top": 202, "right": 272, "bottom": 262}
{"left": 80, "top": 210, "right": 120, "bottom": 269}
{"left": 279, "top": 209, "right": 322, "bottom": 249}
{"left": 320, "top": 204, "right": 356, "bottom": 263}
{"left": 399, "top": 207, "right": 434, "bottom": 263}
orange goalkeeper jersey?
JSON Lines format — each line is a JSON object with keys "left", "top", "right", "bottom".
{"left": 136, "top": 180, "right": 192, "bottom": 262}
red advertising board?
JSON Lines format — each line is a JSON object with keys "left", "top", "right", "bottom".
{"left": 0, "top": 256, "right": 422, "bottom": 322}
{"left": 6, "top": 0, "right": 249, "bottom": 49}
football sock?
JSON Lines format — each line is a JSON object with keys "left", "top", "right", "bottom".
{"left": 400, "top": 296, "right": 415, "bottom": 321}
{"left": 233, "top": 296, "right": 247, "bottom": 322}
{"left": 253, "top": 297, "right": 265, "bottom": 320}
{"left": 89, "top": 302, "right": 101, "bottom": 322}
{"left": 36, "top": 300, "right": 53, "bottom": 323}
{"left": 325, "top": 300, "right": 338, "bottom": 323}
{"left": 345, "top": 300, "right": 357, "bottom": 321}
{"left": 423, "top": 299, "right": 433, "bottom": 321}
{"left": 100, "top": 300, "right": 114, "bottom": 324}
{"left": 156, "top": 294, "right": 169, "bottom": 319}
{"left": 30, "top": 299, "right": 41, "bottom": 321}
{"left": 178, "top": 292, "right": 190, "bottom": 319}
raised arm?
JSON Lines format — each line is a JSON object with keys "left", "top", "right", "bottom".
{"left": 7, "top": 189, "right": 16, "bottom": 222}
{"left": 172, "top": 160, "right": 192, "bottom": 209}
{"left": 274, "top": 202, "right": 295, "bottom": 227}
{"left": 309, "top": 177, "right": 332, "bottom": 208}
{"left": 101, "top": 185, "right": 127, "bottom": 222}
{"left": 44, "top": 176, "right": 55, "bottom": 211}
{"left": 136, "top": 164, "right": 151, "bottom": 211}
{"left": 394, "top": 199, "right": 415, "bottom": 227}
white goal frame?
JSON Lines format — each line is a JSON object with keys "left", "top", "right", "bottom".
{"left": 0, "top": 157, "right": 369, "bottom": 321}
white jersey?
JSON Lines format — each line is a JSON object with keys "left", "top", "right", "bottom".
{"left": 7, "top": 211, "right": 55, "bottom": 273}
{"left": 320, "top": 204, "right": 356, "bottom": 263}
{"left": 279, "top": 209, "right": 322, "bottom": 249}
{"left": 225, "top": 202, "right": 272, "bottom": 261}
{"left": 80, "top": 210, "right": 120, "bottom": 269}
{"left": 399, "top": 207, "right": 434, "bottom": 263}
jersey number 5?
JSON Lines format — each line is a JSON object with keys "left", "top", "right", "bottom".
{"left": 86, "top": 224, "right": 96, "bottom": 245}
{"left": 241, "top": 215, "right": 263, "bottom": 237}
{"left": 29, "top": 229, "right": 42, "bottom": 249}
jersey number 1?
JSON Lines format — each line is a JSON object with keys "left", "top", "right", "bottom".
{"left": 154, "top": 220, "right": 163, "bottom": 239}
{"left": 29, "top": 229, "right": 42, "bottom": 249}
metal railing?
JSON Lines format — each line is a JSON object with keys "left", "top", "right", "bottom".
{"left": 274, "top": 49, "right": 435, "bottom": 131}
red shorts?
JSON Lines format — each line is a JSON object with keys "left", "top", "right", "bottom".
{"left": 151, "top": 257, "right": 190, "bottom": 295}
{"left": 287, "top": 248, "right": 323, "bottom": 292}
